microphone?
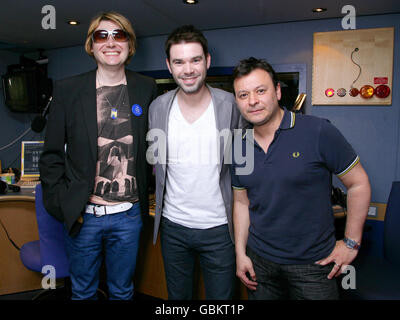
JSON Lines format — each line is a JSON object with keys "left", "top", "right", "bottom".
{"left": 31, "top": 96, "right": 53, "bottom": 133}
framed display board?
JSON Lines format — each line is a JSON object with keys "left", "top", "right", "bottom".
{"left": 312, "top": 27, "right": 394, "bottom": 105}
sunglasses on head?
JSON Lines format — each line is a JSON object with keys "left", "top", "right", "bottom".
{"left": 92, "top": 29, "right": 129, "bottom": 43}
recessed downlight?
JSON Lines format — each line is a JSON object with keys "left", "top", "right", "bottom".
{"left": 312, "top": 8, "right": 327, "bottom": 13}
{"left": 67, "top": 20, "right": 80, "bottom": 25}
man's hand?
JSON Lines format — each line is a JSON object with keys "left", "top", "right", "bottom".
{"left": 315, "top": 240, "right": 359, "bottom": 279}
{"left": 236, "top": 254, "right": 258, "bottom": 291}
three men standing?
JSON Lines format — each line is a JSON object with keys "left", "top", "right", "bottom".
{"left": 41, "top": 12, "right": 370, "bottom": 300}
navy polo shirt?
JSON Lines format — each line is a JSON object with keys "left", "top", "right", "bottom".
{"left": 232, "top": 109, "right": 359, "bottom": 264}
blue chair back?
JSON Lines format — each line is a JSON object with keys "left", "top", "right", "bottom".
{"left": 35, "top": 184, "right": 69, "bottom": 278}
{"left": 383, "top": 181, "right": 400, "bottom": 266}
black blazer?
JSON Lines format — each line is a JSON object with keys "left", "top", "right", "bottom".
{"left": 39, "top": 69, "right": 157, "bottom": 237}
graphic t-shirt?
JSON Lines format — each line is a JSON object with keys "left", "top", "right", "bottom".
{"left": 90, "top": 84, "right": 138, "bottom": 203}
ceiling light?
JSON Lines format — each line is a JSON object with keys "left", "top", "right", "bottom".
{"left": 312, "top": 8, "right": 327, "bottom": 13}
{"left": 67, "top": 20, "right": 80, "bottom": 25}
{"left": 183, "top": 0, "right": 198, "bottom": 4}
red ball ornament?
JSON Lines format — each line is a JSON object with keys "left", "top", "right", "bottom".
{"left": 375, "top": 85, "right": 390, "bottom": 98}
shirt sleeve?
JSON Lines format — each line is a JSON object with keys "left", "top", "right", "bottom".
{"left": 231, "top": 166, "right": 246, "bottom": 189}
{"left": 231, "top": 133, "right": 246, "bottom": 190}
{"left": 318, "top": 119, "right": 359, "bottom": 177}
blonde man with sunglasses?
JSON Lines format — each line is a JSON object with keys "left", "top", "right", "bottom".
{"left": 39, "top": 12, "right": 157, "bottom": 300}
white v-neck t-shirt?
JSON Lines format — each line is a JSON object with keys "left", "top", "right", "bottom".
{"left": 162, "top": 97, "right": 227, "bottom": 229}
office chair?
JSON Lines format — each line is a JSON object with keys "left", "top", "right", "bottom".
{"left": 19, "top": 184, "right": 108, "bottom": 300}
{"left": 340, "top": 181, "right": 400, "bottom": 300}
{"left": 19, "top": 183, "right": 71, "bottom": 300}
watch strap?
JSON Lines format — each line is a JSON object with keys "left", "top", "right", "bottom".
{"left": 343, "top": 237, "right": 360, "bottom": 250}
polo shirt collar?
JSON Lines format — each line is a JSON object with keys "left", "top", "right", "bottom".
{"left": 242, "top": 108, "right": 296, "bottom": 140}
{"left": 279, "top": 108, "right": 296, "bottom": 130}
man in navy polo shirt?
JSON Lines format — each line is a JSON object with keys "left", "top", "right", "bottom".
{"left": 231, "top": 57, "right": 371, "bottom": 300}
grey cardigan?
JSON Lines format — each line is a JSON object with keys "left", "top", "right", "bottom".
{"left": 148, "top": 85, "right": 241, "bottom": 244}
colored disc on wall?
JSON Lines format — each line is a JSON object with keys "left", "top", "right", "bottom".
{"left": 360, "top": 85, "right": 374, "bottom": 99}
{"left": 337, "top": 88, "right": 346, "bottom": 97}
{"left": 325, "top": 88, "right": 335, "bottom": 97}
{"left": 349, "top": 88, "right": 359, "bottom": 97}
{"left": 375, "top": 85, "right": 390, "bottom": 98}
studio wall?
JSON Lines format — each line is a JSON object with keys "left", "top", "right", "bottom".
{"left": 1, "top": 13, "right": 399, "bottom": 206}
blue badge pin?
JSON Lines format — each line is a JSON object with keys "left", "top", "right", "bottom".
{"left": 132, "top": 104, "right": 143, "bottom": 117}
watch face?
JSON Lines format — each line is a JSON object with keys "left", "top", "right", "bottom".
{"left": 344, "top": 238, "right": 360, "bottom": 250}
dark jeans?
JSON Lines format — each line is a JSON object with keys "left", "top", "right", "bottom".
{"left": 160, "top": 217, "right": 235, "bottom": 300}
{"left": 64, "top": 203, "right": 142, "bottom": 300}
{"left": 246, "top": 246, "right": 339, "bottom": 300}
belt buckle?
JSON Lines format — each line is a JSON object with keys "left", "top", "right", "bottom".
{"left": 93, "top": 205, "right": 106, "bottom": 217}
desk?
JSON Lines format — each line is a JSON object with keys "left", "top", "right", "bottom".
{"left": 0, "top": 189, "right": 42, "bottom": 295}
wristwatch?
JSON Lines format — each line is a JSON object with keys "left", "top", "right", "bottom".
{"left": 343, "top": 237, "right": 361, "bottom": 250}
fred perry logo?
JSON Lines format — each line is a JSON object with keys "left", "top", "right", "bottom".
{"left": 292, "top": 152, "right": 300, "bottom": 158}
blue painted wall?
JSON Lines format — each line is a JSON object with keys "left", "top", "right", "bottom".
{"left": 1, "top": 13, "right": 398, "bottom": 208}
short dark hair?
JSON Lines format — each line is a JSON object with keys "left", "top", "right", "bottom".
{"left": 232, "top": 57, "right": 279, "bottom": 88}
{"left": 165, "top": 25, "right": 208, "bottom": 61}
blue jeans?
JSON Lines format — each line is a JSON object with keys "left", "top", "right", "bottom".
{"left": 64, "top": 203, "right": 142, "bottom": 300}
{"left": 160, "top": 217, "right": 235, "bottom": 300}
{"left": 246, "top": 246, "right": 338, "bottom": 300}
